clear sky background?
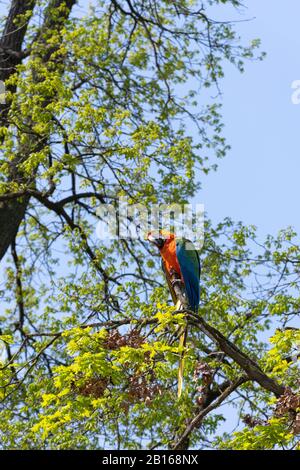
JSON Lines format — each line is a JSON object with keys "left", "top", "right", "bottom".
{"left": 201, "top": 0, "right": 300, "bottom": 238}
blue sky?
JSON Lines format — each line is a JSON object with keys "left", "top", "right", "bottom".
{"left": 201, "top": 0, "right": 300, "bottom": 237}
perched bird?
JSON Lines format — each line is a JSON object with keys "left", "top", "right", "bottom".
{"left": 147, "top": 230, "right": 200, "bottom": 397}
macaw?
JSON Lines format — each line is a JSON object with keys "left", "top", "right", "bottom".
{"left": 147, "top": 230, "right": 200, "bottom": 397}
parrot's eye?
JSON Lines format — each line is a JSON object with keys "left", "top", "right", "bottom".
{"left": 147, "top": 233, "right": 165, "bottom": 249}
{"left": 155, "top": 237, "right": 165, "bottom": 249}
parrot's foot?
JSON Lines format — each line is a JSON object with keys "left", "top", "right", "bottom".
{"left": 169, "top": 268, "right": 182, "bottom": 287}
{"left": 171, "top": 279, "right": 183, "bottom": 288}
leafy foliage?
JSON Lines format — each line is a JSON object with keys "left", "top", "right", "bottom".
{"left": 0, "top": 0, "right": 298, "bottom": 450}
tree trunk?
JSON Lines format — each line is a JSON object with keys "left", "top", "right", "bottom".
{"left": 0, "top": 0, "right": 76, "bottom": 263}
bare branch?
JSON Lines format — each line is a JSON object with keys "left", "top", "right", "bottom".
{"left": 173, "top": 375, "right": 248, "bottom": 449}
{"left": 186, "top": 310, "right": 285, "bottom": 397}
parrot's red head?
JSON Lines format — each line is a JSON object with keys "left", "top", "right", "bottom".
{"left": 147, "top": 230, "right": 175, "bottom": 249}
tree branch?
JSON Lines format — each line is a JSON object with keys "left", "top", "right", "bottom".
{"left": 169, "top": 272, "right": 285, "bottom": 397}
{"left": 0, "top": 0, "right": 77, "bottom": 262}
{"left": 173, "top": 375, "right": 248, "bottom": 449}
{"left": 186, "top": 310, "right": 285, "bottom": 397}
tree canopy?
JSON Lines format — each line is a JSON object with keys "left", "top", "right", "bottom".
{"left": 0, "top": 0, "right": 299, "bottom": 450}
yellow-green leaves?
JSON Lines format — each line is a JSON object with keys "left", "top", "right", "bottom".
{"left": 154, "top": 306, "right": 185, "bottom": 333}
{"left": 222, "top": 417, "right": 293, "bottom": 450}
{"left": 265, "top": 329, "right": 300, "bottom": 378}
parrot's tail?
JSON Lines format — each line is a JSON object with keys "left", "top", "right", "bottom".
{"left": 177, "top": 324, "right": 188, "bottom": 398}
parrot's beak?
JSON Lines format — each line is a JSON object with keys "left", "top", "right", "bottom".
{"left": 147, "top": 232, "right": 165, "bottom": 249}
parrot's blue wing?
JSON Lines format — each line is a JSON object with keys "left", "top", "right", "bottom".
{"left": 176, "top": 238, "right": 200, "bottom": 312}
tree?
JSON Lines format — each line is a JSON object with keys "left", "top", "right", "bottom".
{"left": 0, "top": 0, "right": 299, "bottom": 450}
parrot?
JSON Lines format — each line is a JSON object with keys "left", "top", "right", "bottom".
{"left": 147, "top": 230, "right": 200, "bottom": 397}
